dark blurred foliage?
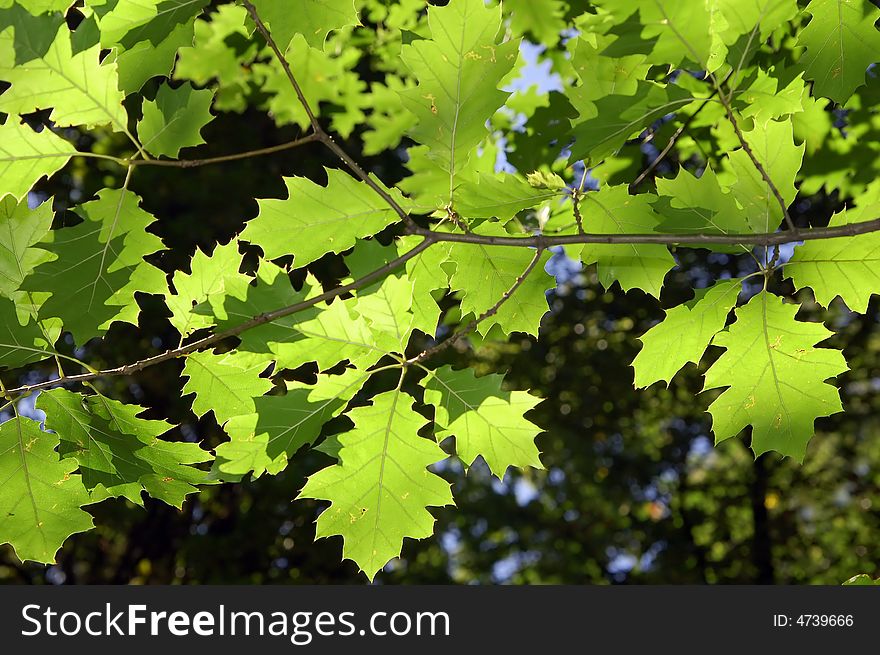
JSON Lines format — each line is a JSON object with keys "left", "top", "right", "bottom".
{"left": 2, "top": 49, "right": 879, "bottom": 588}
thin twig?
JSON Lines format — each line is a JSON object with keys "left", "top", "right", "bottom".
{"left": 242, "top": 0, "right": 415, "bottom": 227}
{"left": 128, "top": 134, "right": 320, "bottom": 167}
{"left": 3, "top": 237, "right": 437, "bottom": 399}
{"left": 406, "top": 249, "right": 545, "bottom": 365}
{"left": 571, "top": 192, "right": 585, "bottom": 234}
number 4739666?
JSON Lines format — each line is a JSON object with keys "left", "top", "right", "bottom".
{"left": 773, "top": 615, "right": 854, "bottom": 627}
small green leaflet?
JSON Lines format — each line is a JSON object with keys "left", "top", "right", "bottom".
{"left": 182, "top": 350, "right": 273, "bottom": 427}
{"left": 423, "top": 366, "right": 543, "bottom": 477}
{"left": 632, "top": 278, "right": 742, "bottom": 388}
{"left": 299, "top": 389, "right": 454, "bottom": 581}
{"left": 0, "top": 414, "right": 93, "bottom": 564}
{"left": 796, "top": 0, "right": 880, "bottom": 104}
{"left": 138, "top": 82, "right": 215, "bottom": 158}
{"left": 0, "top": 120, "right": 76, "bottom": 202}
{"left": 704, "top": 292, "right": 848, "bottom": 461}
{"left": 242, "top": 170, "right": 407, "bottom": 266}
{"left": 38, "top": 389, "right": 213, "bottom": 508}
{"left": 250, "top": 0, "right": 360, "bottom": 50}
{"left": 398, "top": 0, "right": 519, "bottom": 201}
{"left": 787, "top": 182, "right": 880, "bottom": 313}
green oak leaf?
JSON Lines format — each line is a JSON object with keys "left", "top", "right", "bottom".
{"left": 0, "top": 23, "right": 128, "bottom": 131}
{"left": 0, "top": 295, "right": 61, "bottom": 370}
{"left": 715, "top": 0, "right": 799, "bottom": 45}
{"left": 787, "top": 181, "right": 880, "bottom": 313}
{"left": 173, "top": 4, "right": 258, "bottom": 112}
{"left": 796, "top": 0, "right": 880, "bottom": 104}
{"left": 567, "top": 28, "right": 649, "bottom": 120}
{"left": 120, "top": 0, "right": 208, "bottom": 48}
{"left": 704, "top": 292, "right": 848, "bottom": 460}
{"left": 456, "top": 173, "right": 563, "bottom": 221}
{"left": 39, "top": 389, "right": 213, "bottom": 507}
{"left": 577, "top": 185, "right": 676, "bottom": 298}
{"left": 726, "top": 117, "right": 804, "bottom": 233}
{"left": 22, "top": 189, "right": 166, "bottom": 344}
{"left": 506, "top": 0, "right": 566, "bottom": 46}
{"left": 655, "top": 166, "right": 753, "bottom": 240}
{"left": 350, "top": 273, "right": 416, "bottom": 354}
{"left": 298, "top": 389, "right": 454, "bottom": 580}
{"left": 423, "top": 365, "right": 543, "bottom": 477}
{"left": 447, "top": 229, "right": 553, "bottom": 337}
{"left": 250, "top": 0, "right": 360, "bottom": 50}
{"left": 138, "top": 82, "right": 215, "bottom": 158}
{"left": 0, "top": 195, "right": 53, "bottom": 296}
{"left": 843, "top": 574, "right": 880, "bottom": 586}
{"left": 569, "top": 81, "right": 694, "bottom": 163}
{"left": 198, "top": 260, "right": 312, "bottom": 357}
{"left": 165, "top": 240, "right": 251, "bottom": 338}
{"left": 269, "top": 295, "right": 388, "bottom": 371}
{"left": 95, "top": 0, "right": 209, "bottom": 49}
{"left": 399, "top": 235, "right": 448, "bottom": 337}
{"left": 0, "top": 414, "right": 93, "bottom": 564}
{"left": 114, "top": 21, "right": 194, "bottom": 93}
{"left": 398, "top": 0, "right": 519, "bottom": 203}
{"left": 0, "top": 2, "right": 65, "bottom": 65}
{"left": 0, "top": 1, "right": 73, "bottom": 15}
{"left": 182, "top": 350, "right": 274, "bottom": 427}
{"left": 632, "top": 279, "right": 742, "bottom": 388}
{"left": 736, "top": 69, "right": 807, "bottom": 123}
{"left": 0, "top": 120, "right": 76, "bottom": 202}
{"left": 218, "top": 371, "right": 364, "bottom": 478}
{"left": 241, "top": 169, "right": 407, "bottom": 266}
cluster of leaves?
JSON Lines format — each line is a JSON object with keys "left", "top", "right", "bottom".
{"left": 0, "top": 0, "right": 879, "bottom": 580}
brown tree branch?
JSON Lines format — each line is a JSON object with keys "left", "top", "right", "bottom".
{"left": 406, "top": 218, "right": 880, "bottom": 247}
{"left": 6, "top": 211, "right": 880, "bottom": 400}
